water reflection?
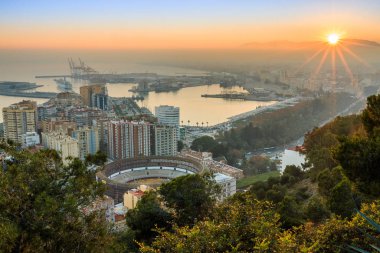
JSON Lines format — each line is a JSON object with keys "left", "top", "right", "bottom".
{"left": 107, "top": 83, "right": 275, "bottom": 126}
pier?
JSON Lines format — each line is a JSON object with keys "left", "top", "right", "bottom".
{"left": 35, "top": 75, "right": 72, "bottom": 78}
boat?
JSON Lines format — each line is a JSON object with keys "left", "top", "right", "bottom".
{"left": 54, "top": 78, "right": 72, "bottom": 91}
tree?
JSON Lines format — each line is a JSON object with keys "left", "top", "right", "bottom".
{"left": 278, "top": 195, "right": 304, "bottom": 228}
{"left": 190, "top": 136, "right": 217, "bottom": 152}
{"left": 110, "top": 229, "right": 139, "bottom": 253}
{"left": 317, "top": 166, "right": 356, "bottom": 217}
{"left": 305, "top": 196, "right": 330, "bottom": 223}
{"left": 327, "top": 178, "right": 356, "bottom": 218}
{"left": 362, "top": 94, "right": 380, "bottom": 135}
{"left": 281, "top": 201, "right": 380, "bottom": 252}
{"left": 317, "top": 167, "right": 344, "bottom": 198}
{"left": 140, "top": 194, "right": 282, "bottom": 253}
{"left": 244, "top": 155, "right": 273, "bottom": 175}
{"left": 177, "top": 140, "right": 184, "bottom": 152}
{"left": 85, "top": 150, "right": 108, "bottom": 166}
{"left": 283, "top": 165, "right": 304, "bottom": 179}
{"left": 303, "top": 114, "right": 364, "bottom": 178}
{"left": 125, "top": 191, "right": 172, "bottom": 243}
{"left": 158, "top": 174, "right": 219, "bottom": 226}
{"left": 0, "top": 148, "right": 113, "bottom": 252}
{"left": 335, "top": 137, "right": 380, "bottom": 196}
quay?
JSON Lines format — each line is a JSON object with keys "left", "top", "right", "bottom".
{"left": 35, "top": 75, "right": 72, "bottom": 78}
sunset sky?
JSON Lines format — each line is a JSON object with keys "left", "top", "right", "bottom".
{"left": 1, "top": 0, "right": 380, "bottom": 49}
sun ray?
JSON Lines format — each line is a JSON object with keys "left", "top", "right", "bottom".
{"left": 336, "top": 47, "right": 354, "bottom": 85}
{"left": 340, "top": 44, "right": 373, "bottom": 69}
{"left": 331, "top": 47, "right": 336, "bottom": 85}
{"left": 310, "top": 47, "right": 330, "bottom": 90}
{"left": 294, "top": 46, "right": 327, "bottom": 75}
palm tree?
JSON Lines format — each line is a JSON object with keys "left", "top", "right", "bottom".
{"left": 201, "top": 122, "right": 204, "bottom": 127}
{"left": 196, "top": 122, "right": 199, "bottom": 127}
{"left": 188, "top": 120, "right": 190, "bottom": 126}
{"left": 206, "top": 121, "right": 209, "bottom": 127}
{"left": 181, "top": 120, "right": 183, "bottom": 126}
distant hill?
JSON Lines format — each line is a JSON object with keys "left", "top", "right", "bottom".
{"left": 343, "top": 39, "right": 380, "bottom": 47}
{"left": 242, "top": 39, "right": 380, "bottom": 50}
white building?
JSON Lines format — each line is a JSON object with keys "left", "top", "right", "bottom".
{"left": 21, "top": 132, "right": 40, "bottom": 147}
{"left": 155, "top": 105, "right": 179, "bottom": 126}
{"left": 41, "top": 131, "right": 79, "bottom": 164}
{"left": 214, "top": 173, "right": 236, "bottom": 201}
{"left": 155, "top": 105, "right": 180, "bottom": 140}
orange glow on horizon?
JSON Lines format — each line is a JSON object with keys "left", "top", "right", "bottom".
{"left": 0, "top": 21, "right": 379, "bottom": 50}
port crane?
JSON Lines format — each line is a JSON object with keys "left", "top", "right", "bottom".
{"left": 68, "top": 58, "right": 98, "bottom": 79}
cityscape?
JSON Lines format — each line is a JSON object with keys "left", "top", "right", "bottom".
{"left": 1, "top": 1, "right": 380, "bottom": 252}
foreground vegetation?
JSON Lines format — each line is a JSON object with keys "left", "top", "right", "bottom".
{"left": 1, "top": 94, "right": 380, "bottom": 252}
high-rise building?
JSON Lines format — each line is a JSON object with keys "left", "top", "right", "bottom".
{"left": 80, "top": 84, "right": 108, "bottom": 109}
{"left": 153, "top": 125, "right": 177, "bottom": 156}
{"left": 41, "top": 131, "right": 79, "bottom": 164}
{"left": 93, "top": 119, "right": 109, "bottom": 154}
{"left": 3, "top": 100, "right": 37, "bottom": 143}
{"left": 155, "top": 105, "right": 180, "bottom": 141}
{"left": 155, "top": 105, "right": 180, "bottom": 127}
{"left": 108, "top": 120, "right": 152, "bottom": 160}
{"left": 92, "top": 93, "right": 108, "bottom": 111}
{"left": 72, "top": 126, "right": 100, "bottom": 160}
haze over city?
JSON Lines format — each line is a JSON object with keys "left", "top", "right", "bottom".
{"left": 1, "top": 1, "right": 380, "bottom": 252}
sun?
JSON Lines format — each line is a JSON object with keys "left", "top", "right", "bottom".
{"left": 327, "top": 33, "right": 340, "bottom": 45}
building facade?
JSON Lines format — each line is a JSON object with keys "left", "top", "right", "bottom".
{"left": 41, "top": 119, "right": 77, "bottom": 136}
{"left": 3, "top": 100, "right": 37, "bottom": 144}
{"left": 42, "top": 131, "right": 79, "bottom": 163}
{"left": 155, "top": 105, "right": 180, "bottom": 127}
{"left": 93, "top": 119, "right": 109, "bottom": 154}
{"left": 92, "top": 93, "right": 108, "bottom": 110}
{"left": 72, "top": 126, "right": 100, "bottom": 160}
{"left": 154, "top": 125, "right": 177, "bottom": 156}
{"left": 80, "top": 84, "right": 108, "bottom": 109}
{"left": 107, "top": 120, "right": 152, "bottom": 160}
{"left": 21, "top": 132, "right": 40, "bottom": 147}
{"left": 214, "top": 173, "right": 237, "bottom": 201}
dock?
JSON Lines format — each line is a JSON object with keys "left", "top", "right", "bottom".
{"left": 201, "top": 93, "right": 279, "bottom": 101}
{"left": 35, "top": 75, "right": 72, "bottom": 79}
